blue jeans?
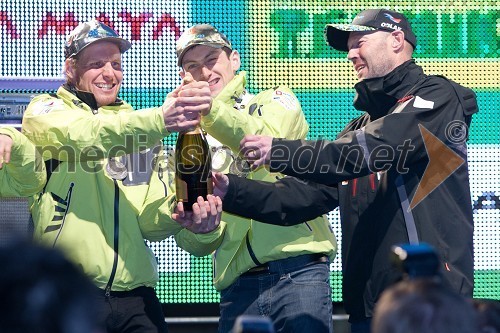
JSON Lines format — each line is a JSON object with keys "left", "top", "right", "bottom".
{"left": 218, "top": 255, "right": 333, "bottom": 333}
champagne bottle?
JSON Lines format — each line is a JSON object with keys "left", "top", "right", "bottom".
{"left": 175, "top": 126, "right": 213, "bottom": 211}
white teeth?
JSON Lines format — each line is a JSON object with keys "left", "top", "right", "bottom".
{"left": 95, "top": 83, "right": 113, "bottom": 89}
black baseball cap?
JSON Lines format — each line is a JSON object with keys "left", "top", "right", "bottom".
{"left": 324, "top": 9, "right": 417, "bottom": 52}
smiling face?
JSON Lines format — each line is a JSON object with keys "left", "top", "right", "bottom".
{"left": 180, "top": 45, "right": 240, "bottom": 97}
{"left": 347, "top": 30, "right": 399, "bottom": 80}
{"left": 66, "top": 41, "right": 123, "bottom": 107}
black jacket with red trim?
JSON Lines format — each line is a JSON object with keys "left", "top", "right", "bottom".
{"left": 223, "top": 60, "right": 477, "bottom": 321}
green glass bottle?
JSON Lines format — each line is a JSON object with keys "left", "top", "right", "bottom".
{"left": 175, "top": 126, "right": 213, "bottom": 211}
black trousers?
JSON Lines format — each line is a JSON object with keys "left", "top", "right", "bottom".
{"left": 94, "top": 286, "right": 168, "bottom": 333}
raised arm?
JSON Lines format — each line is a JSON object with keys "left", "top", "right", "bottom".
{"left": 0, "top": 127, "right": 46, "bottom": 197}
{"left": 214, "top": 173, "right": 339, "bottom": 226}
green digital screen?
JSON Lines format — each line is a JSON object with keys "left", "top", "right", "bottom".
{"left": 1, "top": 0, "right": 498, "bottom": 303}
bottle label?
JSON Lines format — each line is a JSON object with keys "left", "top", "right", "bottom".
{"left": 175, "top": 165, "right": 213, "bottom": 210}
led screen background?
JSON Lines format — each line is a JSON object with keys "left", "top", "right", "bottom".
{"left": 0, "top": 0, "right": 498, "bottom": 302}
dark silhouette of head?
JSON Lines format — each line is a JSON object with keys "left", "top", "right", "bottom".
{"left": 372, "top": 279, "right": 477, "bottom": 333}
{"left": 472, "top": 298, "right": 500, "bottom": 333}
{"left": 0, "top": 240, "right": 100, "bottom": 333}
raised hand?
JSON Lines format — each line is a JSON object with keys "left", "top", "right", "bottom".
{"left": 162, "top": 72, "right": 212, "bottom": 132}
{"left": 178, "top": 72, "right": 212, "bottom": 116}
{"left": 239, "top": 134, "right": 273, "bottom": 169}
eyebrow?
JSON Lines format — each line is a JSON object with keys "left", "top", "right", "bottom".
{"left": 184, "top": 48, "right": 221, "bottom": 63}
{"left": 205, "top": 49, "right": 221, "bottom": 57}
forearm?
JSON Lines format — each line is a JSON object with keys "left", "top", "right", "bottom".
{"left": 223, "top": 174, "right": 338, "bottom": 225}
{"left": 268, "top": 138, "right": 358, "bottom": 185}
{"left": 202, "top": 81, "right": 307, "bottom": 151}
{"left": 23, "top": 95, "right": 168, "bottom": 161}
{"left": 267, "top": 107, "right": 446, "bottom": 184}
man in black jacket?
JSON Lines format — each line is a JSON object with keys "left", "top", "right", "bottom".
{"left": 214, "top": 8, "right": 477, "bottom": 333}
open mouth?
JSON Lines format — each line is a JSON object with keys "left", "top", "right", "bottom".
{"left": 355, "top": 65, "right": 366, "bottom": 76}
{"left": 95, "top": 83, "right": 115, "bottom": 90}
{"left": 207, "top": 78, "right": 219, "bottom": 87}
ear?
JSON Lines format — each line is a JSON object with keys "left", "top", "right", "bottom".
{"left": 179, "top": 69, "right": 185, "bottom": 79}
{"left": 230, "top": 50, "right": 241, "bottom": 72}
{"left": 64, "top": 58, "right": 76, "bottom": 83}
{"left": 391, "top": 30, "right": 405, "bottom": 51}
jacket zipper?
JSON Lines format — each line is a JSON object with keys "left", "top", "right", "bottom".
{"left": 245, "top": 233, "right": 262, "bottom": 266}
{"left": 158, "top": 164, "right": 168, "bottom": 196}
{"left": 104, "top": 180, "right": 120, "bottom": 297}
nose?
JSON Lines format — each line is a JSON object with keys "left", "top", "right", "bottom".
{"left": 199, "top": 66, "right": 211, "bottom": 81}
{"left": 347, "top": 48, "right": 357, "bottom": 62}
{"left": 101, "top": 62, "right": 114, "bottom": 77}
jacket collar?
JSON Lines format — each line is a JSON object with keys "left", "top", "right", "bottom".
{"left": 62, "top": 83, "right": 124, "bottom": 111}
{"left": 353, "top": 60, "right": 424, "bottom": 120}
{"left": 214, "top": 71, "right": 247, "bottom": 106}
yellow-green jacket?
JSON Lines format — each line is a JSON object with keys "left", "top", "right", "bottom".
{"left": 0, "top": 126, "right": 46, "bottom": 197}
{"left": 22, "top": 85, "right": 218, "bottom": 292}
{"left": 174, "top": 72, "right": 338, "bottom": 291}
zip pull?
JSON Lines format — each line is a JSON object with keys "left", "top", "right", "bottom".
{"left": 66, "top": 182, "right": 75, "bottom": 200}
{"left": 444, "top": 262, "right": 451, "bottom": 271}
{"left": 105, "top": 285, "right": 111, "bottom": 297}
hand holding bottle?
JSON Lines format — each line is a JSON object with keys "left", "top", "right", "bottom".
{"left": 172, "top": 195, "right": 222, "bottom": 234}
{"left": 162, "top": 72, "right": 212, "bottom": 132}
{"left": 179, "top": 72, "right": 213, "bottom": 116}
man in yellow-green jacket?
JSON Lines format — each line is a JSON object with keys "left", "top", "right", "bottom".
{"left": 0, "top": 126, "right": 45, "bottom": 197}
{"left": 22, "top": 20, "right": 222, "bottom": 333}
{"left": 174, "top": 24, "right": 337, "bottom": 333}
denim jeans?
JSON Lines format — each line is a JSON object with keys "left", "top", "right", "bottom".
{"left": 218, "top": 257, "right": 333, "bottom": 333}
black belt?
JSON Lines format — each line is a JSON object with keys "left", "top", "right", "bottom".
{"left": 241, "top": 253, "right": 329, "bottom": 277}
{"left": 93, "top": 285, "right": 154, "bottom": 297}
